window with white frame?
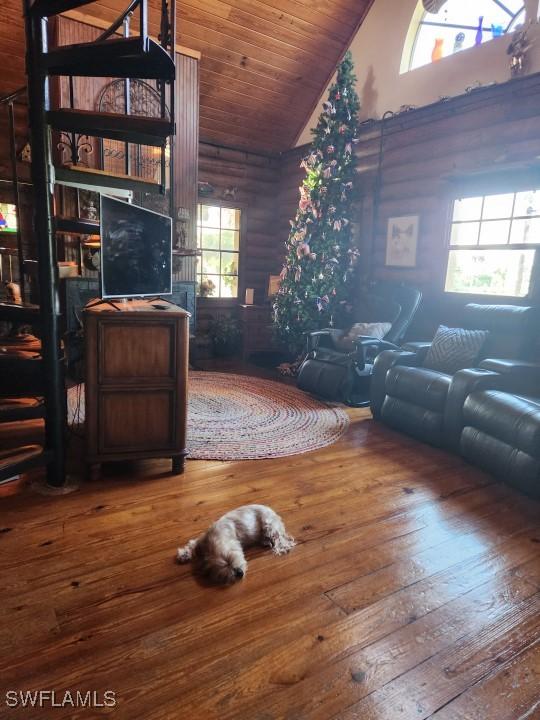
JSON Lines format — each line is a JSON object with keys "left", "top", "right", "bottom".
{"left": 196, "top": 204, "right": 241, "bottom": 299}
{"left": 445, "top": 190, "right": 540, "bottom": 297}
{"left": 404, "top": 0, "right": 527, "bottom": 72}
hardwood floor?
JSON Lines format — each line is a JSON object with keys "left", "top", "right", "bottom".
{"left": 1, "top": 403, "right": 539, "bottom": 719}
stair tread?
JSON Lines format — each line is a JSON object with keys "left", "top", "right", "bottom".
{"left": 0, "top": 303, "right": 41, "bottom": 325}
{"left": 0, "top": 399, "right": 44, "bottom": 423}
{"left": 55, "top": 165, "right": 161, "bottom": 194}
{"left": 47, "top": 109, "right": 173, "bottom": 147}
{"left": 44, "top": 37, "right": 175, "bottom": 80}
{"left": 0, "top": 445, "right": 43, "bottom": 469}
{"left": 0, "top": 445, "right": 51, "bottom": 482}
{"left": 30, "top": 0, "right": 98, "bottom": 17}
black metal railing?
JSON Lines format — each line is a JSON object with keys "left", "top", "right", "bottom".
{"left": 0, "top": 86, "right": 28, "bottom": 302}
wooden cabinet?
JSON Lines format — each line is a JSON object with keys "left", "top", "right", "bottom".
{"left": 84, "top": 300, "right": 190, "bottom": 479}
{"left": 238, "top": 304, "right": 280, "bottom": 360}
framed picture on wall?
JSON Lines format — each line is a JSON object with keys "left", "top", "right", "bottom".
{"left": 385, "top": 215, "right": 419, "bottom": 267}
{"left": 267, "top": 274, "right": 281, "bottom": 296}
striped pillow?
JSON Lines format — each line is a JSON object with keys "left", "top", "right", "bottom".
{"left": 423, "top": 325, "right": 489, "bottom": 375}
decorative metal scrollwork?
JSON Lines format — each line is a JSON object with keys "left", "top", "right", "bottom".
{"left": 57, "top": 132, "right": 93, "bottom": 166}
{"left": 97, "top": 79, "right": 171, "bottom": 182}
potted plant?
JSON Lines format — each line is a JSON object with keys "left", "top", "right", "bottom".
{"left": 208, "top": 316, "right": 242, "bottom": 358}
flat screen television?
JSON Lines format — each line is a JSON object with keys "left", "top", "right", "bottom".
{"left": 100, "top": 195, "right": 172, "bottom": 299}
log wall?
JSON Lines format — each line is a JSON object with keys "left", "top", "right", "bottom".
{"left": 197, "top": 142, "right": 282, "bottom": 316}
{"left": 280, "top": 72, "right": 540, "bottom": 338}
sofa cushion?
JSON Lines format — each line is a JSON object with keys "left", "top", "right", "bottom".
{"left": 386, "top": 365, "right": 452, "bottom": 412}
{"left": 460, "top": 427, "right": 540, "bottom": 498}
{"left": 462, "top": 304, "right": 537, "bottom": 360}
{"left": 381, "top": 396, "right": 445, "bottom": 446}
{"left": 423, "top": 325, "right": 488, "bottom": 375}
{"left": 463, "top": 390, "right": 540, "bottom": 459}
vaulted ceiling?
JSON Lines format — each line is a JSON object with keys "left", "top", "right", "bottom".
{"left": 0, "top": 0, "right": 374, "bottom": 154}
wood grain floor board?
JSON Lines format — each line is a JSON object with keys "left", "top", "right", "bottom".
{"left": 428, "top": 641, "right": 540, "bottom": 720}
{"left": 1, "top": 404, "right": 539, "bottom": 719}
{"left": 214, "top": 573, "right": 539, "bottom": 720}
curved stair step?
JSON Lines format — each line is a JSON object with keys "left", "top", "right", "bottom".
{"left": 0, "top": 398, "right": 44, "bottom": 424}
{"left": 54, "top": 165, "right": 161, "bottom": 194}
{"left": 0, "top": 445, "right": 50, "bottom": 483}
{"left": 30, "top": 0, "right": 102, "bottom": 16}
{"left": 43, "top": 37, "right": 175, "bottom": 80}
{"left": 47, "top": 109, "right": 173, "bottom": 147}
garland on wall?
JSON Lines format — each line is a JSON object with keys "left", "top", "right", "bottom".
{"left": 273, "top": 51, "right": 361, "bottom": 358}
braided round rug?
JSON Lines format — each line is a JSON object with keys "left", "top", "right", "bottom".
{"left": 68, "top": 372, "right": 349, "bottom": 461}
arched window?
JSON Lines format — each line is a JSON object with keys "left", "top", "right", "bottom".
{"left": 403, "top": 0, "right": 526, "bottom": 72}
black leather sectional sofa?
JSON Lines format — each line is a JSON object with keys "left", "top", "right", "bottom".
{"left": 370, "top": 304, "right": 539, "bottom": 498}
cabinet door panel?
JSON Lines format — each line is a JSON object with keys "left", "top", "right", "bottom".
{"left": 99, "top": 390, "right": 175, "bottom": 452}
{"left": 99, "top": 323, "right": 175, "bottom": 382}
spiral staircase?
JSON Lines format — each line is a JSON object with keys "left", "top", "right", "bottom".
{"left": 0, "top": 0, "right": 176, "bottom": 488}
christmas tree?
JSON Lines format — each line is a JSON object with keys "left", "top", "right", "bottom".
{"left": 273, "top": 51, "right": 361, "bottom": 357}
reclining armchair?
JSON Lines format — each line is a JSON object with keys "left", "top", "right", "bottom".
{"left": 297, "top": 283, "right": 422, "bottom": 406}
{"left": 370, "top": 303, "right": 538, "bottom": 449}
{"left": 452, "top": 358, "right": 540, "bottom": 498}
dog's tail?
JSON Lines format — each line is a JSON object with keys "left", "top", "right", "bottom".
{"left": 176, "top": 538, "right": 197, "bottom": 563}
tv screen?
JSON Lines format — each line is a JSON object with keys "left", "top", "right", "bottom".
{"left": 100, "top": 196, "right": 172, "bottom": 299}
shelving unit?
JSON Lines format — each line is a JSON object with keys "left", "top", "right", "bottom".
{"left": 23, "top": 0, "right": 176, "bottom": 487}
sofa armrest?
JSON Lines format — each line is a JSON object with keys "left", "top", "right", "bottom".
{"left": 444, "top": 368, "right": 506, "bottom": 449}
{"left": 351, "top": 337, "right": 401, "bottom": 371}
{"left": 306, "top": 328, "right": 345, "bottom": 352}
{"left": 354, "top": 337, "right": 401, "bottom": 353}
{"left": 402, "top": 341, "right": 433, "bottom": 353}
{"left": 479, "top": 358, "right": 540, "bottom": 394}
{"left": 370, "top": 349, "right": 426, "bottom": 419}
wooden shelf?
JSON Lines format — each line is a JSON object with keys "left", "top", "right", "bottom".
{"left": 56, "top": 215, "right": 100, "bottom": 235}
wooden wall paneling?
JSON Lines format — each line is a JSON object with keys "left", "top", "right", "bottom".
{"left": 178, "top": 2, "right": 334, "bottom": 66}
{"left": 278, "top": 73, "right": 540, "bottom": 339}
{"left": 0, "top": 106, "right": 30, "bottom": 186}
{"left": 0, "top": 0, "right": 376, "bottom": 156}
{"left": 197, "top": 141, "right": 281, "bottom": 309}
{"left": 174, "top": 52, "right": 200, "bottom": 284}
{"left": 375, "top": 76, "right": 540, "bottom": 333}
{"left": 58, "top": 0, "right": 374, "bottom": 152}
{"left": 0, "top": 0, "right": 26, "bottom": 98}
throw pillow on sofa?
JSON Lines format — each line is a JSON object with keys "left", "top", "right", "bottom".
{"left": 423, "top": 325, "right": 489, "bottom": 375}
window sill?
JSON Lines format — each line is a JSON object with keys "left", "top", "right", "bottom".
{"left": 197, "top": 297, "right": 239, "bottom": 308}
{"left": 443, "top": 290, "right": 533, "bottom": 302}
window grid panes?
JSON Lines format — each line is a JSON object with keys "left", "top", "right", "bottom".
{"left": 196, "top": 204, "right": 240, "bottom": 298}
{"left": 409, "top": 0, "right": 526, "bottom": 71}
{"left": 445, "top": 189, "right": 540, "bottom": 297}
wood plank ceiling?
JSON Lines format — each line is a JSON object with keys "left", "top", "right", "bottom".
{"left": 0, "top": 1, "right": 373, "bottom": 155}
{"left": 66, "top": 0, "right": 375, "bottom": 153}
